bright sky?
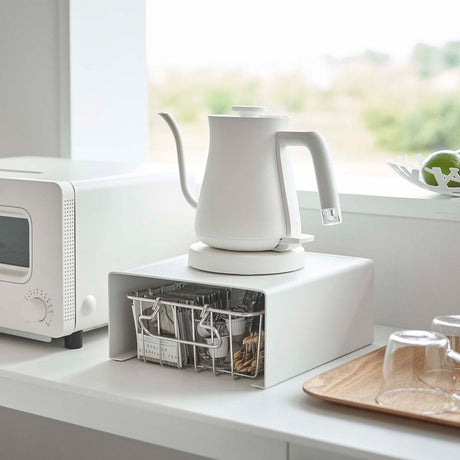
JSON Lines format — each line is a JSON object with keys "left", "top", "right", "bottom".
{"left": 146, "top": 0, "right": 460, "bottom": 72}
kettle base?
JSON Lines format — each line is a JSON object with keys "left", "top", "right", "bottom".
{"left": 188, "top": 242, "right": 306, "bottom": 275}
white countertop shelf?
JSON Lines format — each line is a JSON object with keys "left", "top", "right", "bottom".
{"left": 298, "top": 174, "right": 460, "bottom": 222}
{"left": 0, "top": 326, "right": 459, "bottom": 460}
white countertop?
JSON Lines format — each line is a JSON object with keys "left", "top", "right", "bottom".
{"left": 0, "top": 326, "right": 459, "bottom": 460}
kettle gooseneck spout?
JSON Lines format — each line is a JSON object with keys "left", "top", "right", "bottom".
{"left": 158, "top": 113, "right": 198, "bottom": 209}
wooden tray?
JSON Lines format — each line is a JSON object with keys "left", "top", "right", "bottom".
{"left": 303, "top": 347, "right": 460, "bottom": 428}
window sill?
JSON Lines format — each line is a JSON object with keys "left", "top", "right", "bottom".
{"left": 298, "top": 175, "right": 460, "bottom": 222}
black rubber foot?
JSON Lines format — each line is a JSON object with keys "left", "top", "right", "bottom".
{"left": 64, "top": 331, "right": 83, "bottom": 349}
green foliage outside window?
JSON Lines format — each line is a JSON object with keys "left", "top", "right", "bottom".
{"left": 364, "top": 97, "right": 460, "bottom": 152}
{"left": 412, "top": 41, "right": 460, "bottom": 78}
{"left": 150, "top": 41, "right": 460, "bottom": 164}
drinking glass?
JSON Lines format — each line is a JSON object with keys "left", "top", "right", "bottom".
{"left": 419, "top": 315, "right": 460, "bottom": 392}
{"left": 376, "top": 330, "right": 460, "bottom": 414}
{"left": 432, "top": 315, "right": 460, "bottom": 353}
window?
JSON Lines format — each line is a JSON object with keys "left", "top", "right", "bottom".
{"left": 147, "top": 0, "right": 460, "bottom": 180}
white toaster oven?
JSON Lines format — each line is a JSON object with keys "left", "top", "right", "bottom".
{"left": 0, "top": 157, "right": 195, "bottom": 348}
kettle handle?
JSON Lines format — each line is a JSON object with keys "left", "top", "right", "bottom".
{"left": 276, "top": 131, "right": 342, "bottom": 237}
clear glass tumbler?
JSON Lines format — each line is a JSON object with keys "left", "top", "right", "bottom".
{"left": 376, "top": 330, "right": 460, "bottom": 414}
{"left": 420, "top": 315, "right": 460, "bottom": 392}
{"left": 432, "top": 315, "right": 460, "bottom": 353}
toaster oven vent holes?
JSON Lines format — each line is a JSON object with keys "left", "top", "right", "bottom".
{"left": 63, "top": 199, "right": 75, "bottom": 326}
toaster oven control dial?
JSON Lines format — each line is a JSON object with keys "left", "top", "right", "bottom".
{"left": 22, "top": 297, "right": 47, "bottom": 322}
{"left": 22, "top": 290, "right": 52, "bottom": 323}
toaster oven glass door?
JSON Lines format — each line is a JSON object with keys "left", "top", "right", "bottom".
{"left": 0, "top": 207, "right": 32, "bottom": 283}
{"left": 0, "top": 216, "right": 29, "bottom": 267}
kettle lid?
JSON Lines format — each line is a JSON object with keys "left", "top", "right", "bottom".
{"left": 209, "top": 105, "right": 288, "bottom": 120}
{"left": 232, "top": 106, "right": 267, "bottom": 117}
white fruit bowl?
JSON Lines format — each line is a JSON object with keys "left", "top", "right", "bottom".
{"left": 387, "top": 154, "right": 460, "bottom": 197}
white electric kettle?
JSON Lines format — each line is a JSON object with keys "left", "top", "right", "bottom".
{"left": 160, "top": 105, "right": 341, "bottom": 275}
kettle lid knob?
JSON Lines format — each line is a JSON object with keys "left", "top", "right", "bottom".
{"left": 232, "top": 106, "right": 267, "bottom": 117}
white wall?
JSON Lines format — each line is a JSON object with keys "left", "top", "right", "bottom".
{"left": 301, "top": 207, "right": 460, "bottom": 330}
{"left": 0, "top": 0, "right": 62, "bottom": 157}
{"left": 0, "top": 0, "right": 147, "bottom": 161}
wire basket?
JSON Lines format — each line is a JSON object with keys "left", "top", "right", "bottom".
{"left": 127, "top": 286, "right": 265, "bottom": 380}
